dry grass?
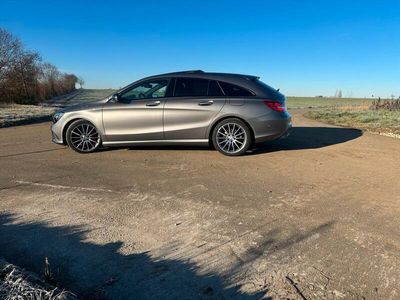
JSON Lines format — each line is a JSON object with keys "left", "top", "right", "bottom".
{"left": 0, "top": 259, "right": 76, "bottom": 300}
{"left": 370, "top": 99, "right": 400, "bottom": 111}
{"left": 287, "top": 96, "right": 375, "bottom": 109}
{"left": 337, "top": 105, "right": 369, "bottom": 111}
{"left": 307, "top": 108, "right": 400, "bottom": 136}
{"left": 290, "top": 97, "right": 400, "bottom": 137}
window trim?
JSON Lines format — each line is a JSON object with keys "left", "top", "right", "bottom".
{"left": 110, "top": 76, "right": 256, "bottom": 102}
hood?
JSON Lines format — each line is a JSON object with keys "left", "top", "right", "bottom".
{"left": 57, "top": 98, "right": 109, "bottom": 114}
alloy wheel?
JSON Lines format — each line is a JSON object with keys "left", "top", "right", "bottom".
{"left": 70, "top": 123, "right": 100, "bottom": 152}
{"left": 216, "top": 122, "right": 247, "bottom": 154}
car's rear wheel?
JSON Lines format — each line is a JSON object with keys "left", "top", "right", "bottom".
{"left": 66, "top": 120, "right": 101, "bottom": 153}
{"left": 212, "top": 118, "right": 251, "bottom": 156}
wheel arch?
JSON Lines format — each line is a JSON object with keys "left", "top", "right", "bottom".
{"left": 62, "top": 118, "right": 98, "bottom": 145}
{"left": 208, "top": 115, "right": 255, "bottom": 147}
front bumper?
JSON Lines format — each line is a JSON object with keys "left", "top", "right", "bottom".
{"left": 51, "top": 122, "right": 64, "bottom": 144}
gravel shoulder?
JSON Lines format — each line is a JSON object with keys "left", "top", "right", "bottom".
{"left": 0, "top": 104, "right": 56, "bottom": 127}
{"left": 0, "top": 110, "right": 399, "bottom": 299}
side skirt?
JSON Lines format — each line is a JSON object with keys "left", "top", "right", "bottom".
{"left": 102, "top": 139, "right": 209, "bottom": 147}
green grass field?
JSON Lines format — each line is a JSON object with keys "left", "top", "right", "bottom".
{"left": 287, "top": 97, "right": 400, "bottom": 136}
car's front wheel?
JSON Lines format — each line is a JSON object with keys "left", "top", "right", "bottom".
{"left": 66, "top": 119, "right": 101, "bottom": 153}
{"left": 212, "top": 118, "right": 252, "bottom": 156}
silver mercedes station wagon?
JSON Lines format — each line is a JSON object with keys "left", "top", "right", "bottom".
{"left": 51, "top": 70, "right": 291, "bottom": 156}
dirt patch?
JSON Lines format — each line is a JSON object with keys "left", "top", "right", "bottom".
{"left": 0, "top": 110, "right": 399, "bottom": 299}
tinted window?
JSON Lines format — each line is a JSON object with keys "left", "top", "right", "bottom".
{"left": 165, "top": 78, "right": 175, "bottom": 97}
{"left": 208, "top": 80, "right": 224, "bottom": 96}
{"left": 218, "top": 81, "right": 253, "bottom": 97}
{"left": 254, "top": 79, "right": 282, "bottom": 98}
{"left": 174, "top": 78, "right": 209, "bottom": 97}
{"left": 120, "top": 80, "right": 168, "bottom": 102}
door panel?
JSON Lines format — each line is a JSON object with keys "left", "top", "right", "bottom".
{"left": 164, "top": 97, "right": 226, "bottom": 139}
{"left": 102, "top": 99, "right": 165, "bottom": 142}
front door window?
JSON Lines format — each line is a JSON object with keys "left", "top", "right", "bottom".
{"left": 119, "top": 80, "right": 168, "bottom": 103}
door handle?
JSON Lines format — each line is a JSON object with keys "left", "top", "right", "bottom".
{"left": 198, "top": 100, "right": 214, "bottom": 106}
{"left": 146, "top": 100, "right": 161, "bottom": 107}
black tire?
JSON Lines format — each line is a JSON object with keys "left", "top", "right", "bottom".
{"left": 66, "top": 119, "right": 101, "bottom": 153}
{"left": 212, "top": 118, "right": 252, "bottom": 156}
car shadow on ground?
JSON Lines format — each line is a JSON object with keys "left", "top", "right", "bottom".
{"left": 98, "top": 126, "right": 362, "bottom": 156}
{"left": 0, "top": 212, "right": 335, "bottom": 299}
{"left": 252, "top": 126, "right": 363, "bottom": 155}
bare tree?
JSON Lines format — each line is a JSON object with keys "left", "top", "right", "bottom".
{"left": 0, "top": 28, "right": 25, "bottom": 102}
{"left": 334, "top": 89, "right": 342, "bottom": 98}
{"left": 39, "top": 62, "right": 62, "bottom": 99}
{"left": 77, "top": 76, "right": 85, "bottom": 89}
{"left": 0, "top": 28, "right": 78, "bottom": 104}
{"left": 0, "top": 28, "right": 22, "bottom": 75}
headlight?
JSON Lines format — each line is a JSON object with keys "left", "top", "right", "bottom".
{"left": 52, "top": 112, "right": 64, "bottom": 123}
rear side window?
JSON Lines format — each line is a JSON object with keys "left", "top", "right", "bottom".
{"left": 218, "top": 81, "right": 254, "bottom": 97}
{"left": 208, "top": 80, "right": 224, "bottom": 96}
{"left": 254, "top": 79, "right": 282, "bottom": 98}
{"left": 174, "top": 78, "right": 209, "bottom": 97}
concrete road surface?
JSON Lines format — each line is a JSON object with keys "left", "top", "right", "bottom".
{"left": 0, "top": 110, "right": 399, "bottom": 299}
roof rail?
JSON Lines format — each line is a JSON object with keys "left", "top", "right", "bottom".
{"left": 183, "top": 70, "right": 204, "bottom": 73}
{"left": 157, "top": 70, "right": 204, "bottom": 76}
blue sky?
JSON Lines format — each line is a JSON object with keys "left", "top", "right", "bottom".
{"left": 1, "top": 0, "right": 399, "bottom": 97}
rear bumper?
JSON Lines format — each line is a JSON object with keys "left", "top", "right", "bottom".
{"left": 251, "top": 112, "right": 292, "bottom": 143}
{"left": 279, "top": 123, "right": 292, "bottom": 139}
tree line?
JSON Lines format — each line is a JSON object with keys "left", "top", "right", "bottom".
{"left": 0, "top": 28, "right": 82, "bottom": 104}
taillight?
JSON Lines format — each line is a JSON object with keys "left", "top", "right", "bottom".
{"left": 263, "top": 100, "right": 286, "bottom": 112}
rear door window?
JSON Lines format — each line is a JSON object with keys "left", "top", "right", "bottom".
{"left": 218, "top": 81, "right": 254, "bottom": 97}
{"left": 208, "top": 80, "right": 224, "bottom": 96}
{"left": 174, "top": 78, "right": 209, "bottom": 97}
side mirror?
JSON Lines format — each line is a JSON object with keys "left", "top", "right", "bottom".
{"left": 110, "top": 93, "right": 119, "bottom": 103}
